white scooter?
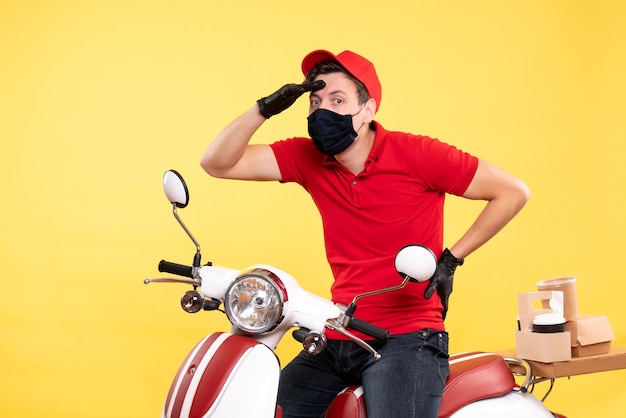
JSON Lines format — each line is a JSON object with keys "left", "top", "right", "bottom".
{"left": 145, "top": 170, "right": 566, "bottom": 418}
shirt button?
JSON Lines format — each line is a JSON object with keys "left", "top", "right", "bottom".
{"left": 352, "top": 180, "right": 358, "bottom": 186}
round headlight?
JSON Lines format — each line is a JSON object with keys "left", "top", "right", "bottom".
{"left": 224, "top": 268, "right": 286, "bottom": 334}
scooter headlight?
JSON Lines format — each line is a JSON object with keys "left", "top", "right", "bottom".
{"left": 224, "top": 268, "right": 287, "bottom": 334}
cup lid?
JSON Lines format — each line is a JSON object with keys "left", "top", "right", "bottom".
{"left": 536, "top": 276, "right": 576, "bottom": 288}
{"left": 533, "top": 313, "right": 566, "bottom": 325}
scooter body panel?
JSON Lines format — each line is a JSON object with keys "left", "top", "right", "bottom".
{"left": 163, "top": 332, "right": 280, "bottom": 418}
{"left": 448, "top": 391, "right": 555, "bottom": 418}
{"left": 325, "top": 387, "right": 555, "bottom": 418}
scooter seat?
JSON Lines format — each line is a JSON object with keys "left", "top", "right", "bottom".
{"left": 324, "top": 352, "right": 514, "bottom": 418}
{"left": 439, "top": 352, "right": 515, "bottom": 418}
{"left": 323, "top": 386, "right": 366, "bottom": 418}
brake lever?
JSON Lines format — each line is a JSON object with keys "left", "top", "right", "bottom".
{"left": 326, "top": 319, "right": 382, "bottom": 361}
{"left": 144, "top": 277, "right": 201, "bottom": 286}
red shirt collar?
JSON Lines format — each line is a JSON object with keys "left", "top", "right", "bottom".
{"left": 321, "top": 121, "right": 384, "bottom": 171}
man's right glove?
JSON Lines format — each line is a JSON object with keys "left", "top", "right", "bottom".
{"left": 257, "top": 80, "right": 326, "bottom": 119}
{"left": 424, "top": 248, "right": 464, "bottom": 320}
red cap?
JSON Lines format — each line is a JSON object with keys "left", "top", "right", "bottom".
{"left": 301, "top": 50, "right": 382, "bottom": 111}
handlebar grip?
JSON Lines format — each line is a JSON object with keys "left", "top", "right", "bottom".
{"left": 158, "top": 260, "right": 193, "bottom": 278}
{"left": 347, "top": 317, "right": 390, "bottom": 341}
{"left": 292, "top": 327, "right": 311, "bottom": 343}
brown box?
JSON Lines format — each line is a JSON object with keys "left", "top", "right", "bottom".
{"left": 515, "top": 330, "right": 572, "bottom": 363}
{"left": 515, "top": 291, "right": 572, "bottom": 363}
{"left": 565, "top": 314, "right": 615, "bottom": 357}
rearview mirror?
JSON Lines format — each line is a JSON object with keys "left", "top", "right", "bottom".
{"left": 163, "top": 170, "right": 189, "bottom": 208}
{"left": 394, "top": 245, "right": 437, "bottom": 282}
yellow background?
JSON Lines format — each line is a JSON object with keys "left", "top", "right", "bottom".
{"left": 1, "top": 1, "right": 625, "bottom": 416}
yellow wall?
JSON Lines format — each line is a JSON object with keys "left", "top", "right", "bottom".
{"left": 1, "top": 1, "right": 624, "bottom": 416}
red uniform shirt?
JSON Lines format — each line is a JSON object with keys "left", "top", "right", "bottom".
{"left": 270, "top": 122, "right": 478, "bottom": 337}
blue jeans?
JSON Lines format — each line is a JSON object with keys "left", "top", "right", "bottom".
{"left": 278, "top": 329, "right": 449, "bottom": 418}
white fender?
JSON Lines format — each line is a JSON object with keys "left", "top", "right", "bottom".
{"left": 163, "top": 332, "right": 280, "bottom": 418}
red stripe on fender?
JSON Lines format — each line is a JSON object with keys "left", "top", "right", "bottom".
{"left": 165, "top": 332, "right": 225, "bottom": 418}
{"left": 189, "top": 334, "right": 263, "bottom": 417}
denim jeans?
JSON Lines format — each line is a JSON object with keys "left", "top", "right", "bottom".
{"left": 277, "top": 329, "right": 449, "bottom": 418}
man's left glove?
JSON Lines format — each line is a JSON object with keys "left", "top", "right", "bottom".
{"left": 257, "top": 80, "right": 325, "bottom": 119}
{"left": 424, "top": 248, "right": 464, "bottom": 320}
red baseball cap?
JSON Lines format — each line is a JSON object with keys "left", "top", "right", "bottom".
{"left": 301, "top": 49, "right": 382, "bottom": 111}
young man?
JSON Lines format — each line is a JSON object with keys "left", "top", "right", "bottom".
{"left": 200, "top": 49, "right": 530, "bottom": 418}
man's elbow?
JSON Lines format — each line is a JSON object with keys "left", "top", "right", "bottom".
{"left": 199, "top": 157, "right": 227, "bottom": 179}
{"left": 513, "top": 179, "right": 531, "bottom": 210}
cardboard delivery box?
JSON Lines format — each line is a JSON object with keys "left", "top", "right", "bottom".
{"left": 565, "top": 314, "right": 615, "bottom": 357}
{"left": 515, "top": 291, "right": 572, "bottom": 363}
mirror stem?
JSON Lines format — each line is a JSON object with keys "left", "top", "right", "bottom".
{"left": 343, "top": 275, "right": 411, "bottom": 326}
{"left": 172, "top": 204, "right": 202, "bottom": 267}
{"left": 349, "top": 276, "right": 411, "bottom": 307}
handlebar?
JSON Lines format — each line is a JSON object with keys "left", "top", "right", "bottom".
{"left": 293, "top": 315, "right": 390, "bottom": 345}
{"left": 158, "top": 260, "right": 193, "bottom": 278}
{"left": 347, "top": 317, "right": 390, "bottom": 341}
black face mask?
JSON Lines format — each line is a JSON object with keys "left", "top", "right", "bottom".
{"left": 307, "top": 108, "right": 364, "bottom": 155}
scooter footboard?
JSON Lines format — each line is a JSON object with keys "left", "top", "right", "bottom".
{"left": 164, "top": 332, "right": 281, "bottom": 418}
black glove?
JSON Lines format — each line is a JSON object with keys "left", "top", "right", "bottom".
{"left": 257, "top": 80, "right": 325, "bottom": 119}
{"left": 424, "top": 248, "right": 464, "bottom": 320}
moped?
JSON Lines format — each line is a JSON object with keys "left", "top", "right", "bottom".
{"left": 145, "top": 169, "right": 566, "bottom": 418}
